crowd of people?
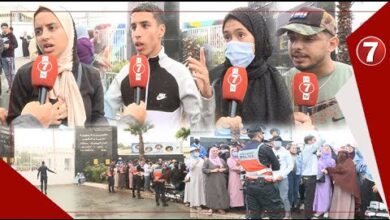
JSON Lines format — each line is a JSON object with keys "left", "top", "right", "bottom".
{"left": 0, "top": 3, "right": 353, "bottom": 133}
{"left": 105, "top": 157, "right": 187, "bottom": 207}
{"left": 101, "top": 133, "right": 382, "bottom": 219}
{"left": 0, "top": 2, "right": 385, "bottom": 219}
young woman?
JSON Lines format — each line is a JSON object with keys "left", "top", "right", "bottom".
{"left": 313, "top": 144, "right": 336, "bottom": 218}
{"left": 187, "top": 7, "right": 293, "bottom": 129}
{"left": 203, "top": 147, "right": 230, "bottom": 215}
{"left": 7, "top": 5, "right": 107, "bottom": 128}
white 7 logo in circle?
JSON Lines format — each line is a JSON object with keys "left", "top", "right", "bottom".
{"left": 136, "top": 63, "right": 142, "bottom": 73}
{"left": 363, "top": 41, "right": 378, "bottom": 63}
{"left": 303, "top": 83, "right": 311, "bottom": 92}
{"left": 231, "top": 74, "right": 239, "bottom": 84}
{"left": 42, "top": 62, "right": 49, "bottom": 71}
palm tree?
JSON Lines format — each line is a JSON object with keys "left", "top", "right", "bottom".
{"left": 125, "top": 122, "right": 154, "bottom": 160}
{"left": 175, "top": 127, "right": 191, "bottom": 152}
{"left": 337, "top": 2, "right": 353, "bottom": 64}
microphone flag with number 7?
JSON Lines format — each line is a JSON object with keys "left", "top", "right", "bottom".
{"left": 222, "top": 67, "right": 248, "bottom": 117}
{"left": 129, "top": 54, "right": 150, "bottom": 104}
{"left": 31, "top": 55, "right": 59, "bottom": 104}
{"left": 293, "top": 72, "right": 319, "bottom": 114}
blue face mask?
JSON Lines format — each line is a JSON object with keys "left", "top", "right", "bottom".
{"left": 232, "top": 151, "right": 238, "bottom": 158}
{"left": 191, "top": 152, "right": 200, "bottom": 159}
{"left": 225, "top": 41, "right": 255, "bottom": 68}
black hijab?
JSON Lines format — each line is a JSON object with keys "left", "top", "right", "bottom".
{"left": 210, "top": 7, "right": 293, "bottom": 127}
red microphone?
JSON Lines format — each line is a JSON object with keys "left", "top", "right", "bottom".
{"left": 222, "top": 67, "right": 248, "bottom": 117}
{"left": 129, "top": 54, "right": 149, "bottom": 104}
{"left": 31, "top": 55, "right": 58, "bottom": 104}
{"left": 292, "top": 72, "right": 319, "bottom": 114}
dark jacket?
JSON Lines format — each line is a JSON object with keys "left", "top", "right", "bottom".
{"left": 1, "top": 32, "right": 17, "bottom": 58}
{"left": 210, "top": 8, "right": 293, "bottom": 128}
{"left": 7, "top": 61, "right": 107, "bottom": 127}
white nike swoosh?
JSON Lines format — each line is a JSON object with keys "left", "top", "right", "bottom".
{"left": 156, "top": 95, "right": 167, "bottom": 101}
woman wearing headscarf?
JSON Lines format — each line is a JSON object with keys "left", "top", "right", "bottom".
{"left": 202, "top": 147, "right": 230, "bottom": 215}
{"left": 187, "top": 7, "right": 293, "bottom": 129}
{"left": 76, "top": 24, "right": 94, "bottom": 65}
{"left": 7, "top": 5, "right": 107, "bottom": 127}
{"left": 327, "top": 150, "right": 361, "bottom": 219}
{"left": 185, "top": 146, "right": 206, "bottom": 211}
{"left": 227, "top": 146, "right": 244, "bottom": 209}
{"left": 312, "top": 144, "right": 336, "bottom": 218}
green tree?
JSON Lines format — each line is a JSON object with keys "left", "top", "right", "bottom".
{"left": 175, "top": 127, "right": 191, "bottom": 153}
{"left": 125, "top": 122, "right": 154, "bottom": 160}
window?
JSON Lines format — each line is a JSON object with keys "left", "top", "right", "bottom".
{"left": 64, "top": 158, "right": 71, "bottom": 171}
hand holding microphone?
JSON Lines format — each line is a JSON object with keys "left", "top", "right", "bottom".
{"left": 122, "top": 101, "right": 147, "bottom": 125}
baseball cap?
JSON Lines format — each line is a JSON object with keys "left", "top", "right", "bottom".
{"left": 277, "top": 6, "right": 337, "bottom": 36}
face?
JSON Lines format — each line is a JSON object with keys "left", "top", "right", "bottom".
{"left": 131, "top": 12, "right": 165, "bottom": 57}
{"left": 1, "top": 25, "right": 8, "bottom": 34}
{"left": 211, "top": 148, "right": 219, "bottom": 157}
{"left": 34, "top": 11, "right": 68, "bottom": 58}
{"left": 289, "top": 145, "right": 298, "bottom": 154}
{"left": 287, "top": 31, "right": 338, "bottom": 72}
{"left": 346, "top": 145, "right": 354, "bottom": 153}
{"left": 223, "top": 18, "right": 255, "bottom": 52}
{"left": 257, "top": 132, "right": 264, "bottom": 141}
{"left": 308, "top": 137, "right": 317, "bottom": 145}
{"left": 322, "top": 145, "right": 331, "bottom": 154}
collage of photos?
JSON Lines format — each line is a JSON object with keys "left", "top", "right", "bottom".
{"left": 0, "top": 1, "right": 388, "bottom": 219}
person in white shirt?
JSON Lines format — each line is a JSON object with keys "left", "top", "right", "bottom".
{"left": 143, "top": 160, "right": 153, "bottom": 193}
{"left": 272, "top": 138, "right": 294, "bottom": 219}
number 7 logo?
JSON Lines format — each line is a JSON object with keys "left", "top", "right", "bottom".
{"left": 356, "top": 36, "right": 386, "bottom": 66}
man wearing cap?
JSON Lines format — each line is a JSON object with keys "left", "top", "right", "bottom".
{"left": 238, "top": 126, "right": 284, "bottom": 219}
{"left": 277, "top": 6, "right": 354, "bottom": 129}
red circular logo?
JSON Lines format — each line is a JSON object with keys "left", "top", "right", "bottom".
{"left": 132, "top": 63, "right": 145, "bottom": 74}
{"left": 299, "top": 82, "right": 314, "bottom": 94}
{"left": 37, "top": 61, "right": 52, "bottom": 72}
{"left": 228, "top": 74, "right": 242, "bottom": 85}
{"left": 356, "top": 36, "right": 386, "bottom": 66}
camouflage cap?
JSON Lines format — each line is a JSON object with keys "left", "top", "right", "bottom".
{"left": 277, "top": 6, "right": 337, "bottom": 36}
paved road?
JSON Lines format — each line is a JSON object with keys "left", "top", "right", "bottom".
{"left": 42, "top": 184, "right": 190, "bottom": 219}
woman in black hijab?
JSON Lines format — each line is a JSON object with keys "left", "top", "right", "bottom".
{"left": 187, "top": 7, "right": 293, "bottom": 129}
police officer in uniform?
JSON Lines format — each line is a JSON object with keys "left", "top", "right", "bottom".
{"left": 238, "top": 126, "right": 285, "bottom": 219}
{"left": 152, "top": 161, "right": 169, "bottom": 207}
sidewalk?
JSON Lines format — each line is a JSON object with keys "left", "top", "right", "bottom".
{"left": 83, "top": 182, "right": 244, "bottom": 219}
